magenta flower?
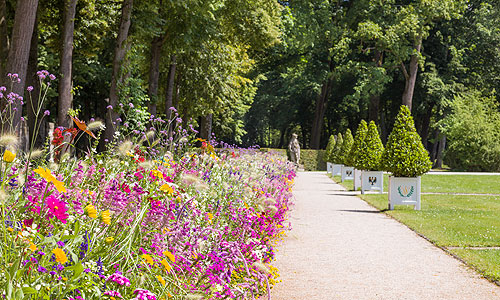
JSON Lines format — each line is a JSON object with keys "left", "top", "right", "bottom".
{"left": 132, "top": 289, "right": 156, "bottom": 300}
{"left": 104, "top": 290, "right": 123, "bottom": 298}
{"left": 107, "top": 272, "right": 131, "bottom": 287}
{"left": 46, "top": 195, "right": 68, "bottom": 223}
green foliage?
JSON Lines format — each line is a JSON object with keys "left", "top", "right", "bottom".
{"left": 325, "top": 135, "right": 336, "bottom": 163}
{"left": 339, "top": 129, "right": 353, "bottom": 165}
{"left": 331, "top": 133, "right": 343, "bottom": 164}
{"left": 381, "top": 105, "right": 432, "bottom": 177}
{"left": 354, "top": 121, "right": 384, "bottom": 171}
{"left": 300, "top": 149, "right": 327, "bottom": 171}
{"left": 346, "top": 120, "right": 367, "bottom": 166}
{"left": 441, "top": 91, "right": 500, "bottom": 171}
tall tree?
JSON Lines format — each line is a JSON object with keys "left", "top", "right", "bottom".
{"left": 58, "top": 0, "right": 78, "bottom": 128}
{"left": 3, "top": 0, "right": 39, "bottom": 132}
{"left": 103, "top": 0, "right": 133, "bottom": 143}
{"left": 0, "top": 0, "right": 8, "bottom": 77}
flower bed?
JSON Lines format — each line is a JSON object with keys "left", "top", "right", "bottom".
{"left": 0, "top": 144, "right": 295, "bottom": 299}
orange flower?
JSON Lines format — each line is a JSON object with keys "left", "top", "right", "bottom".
{"left": 163, "top": 250, "right": 175, "bottom": 262}
{"left": 52, "top": 248, "right": 68, "bottom": 264}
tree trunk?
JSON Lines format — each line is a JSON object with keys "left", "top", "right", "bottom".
{"left": 58, "top": 0, "right": 77, "bottom": 128}
{"left": 401, "top": 38, "right": 422, "bottom": 110}
{"left": 2, "top": 0, "right": 39, "bottom": 133}
{"left": 368, "top": 50, "right": 383, "bottom": 123}
{"left": 200, "top": 113, "right": 212, "bottom": 140}
{"left": 147, "top": 35, "right": 164, "bottom": 116}
{"left": 0, "top": 0, "right": 8, "bottom": 77}
{"left": 420, "top": 102, "right": 434, "bottom": 149}
{"left": 434, "top": 133, "right": 446, "bottom": 169}
{"left": 165, "top": 55, "right": 176, "bottom": 119}
{"left": 310, "top": 77, "right": 333, "bottom": 149}
{"left": 431, "top": 129, "right": 439, "bottom": 162}
{"left": 103, "top": 0, "right": 133, "bottom": 143}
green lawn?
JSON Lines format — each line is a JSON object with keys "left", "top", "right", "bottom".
{"left": 329, "top": 172, "right": 500, "bottom": 281}
{"left": 332, "top": 172, "right": 500, "bottom": 194}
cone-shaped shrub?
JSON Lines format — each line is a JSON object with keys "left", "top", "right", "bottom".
{"left": 339, "top": 129, "right": 353, "bottom": 165}
{"left": 354, "top": 121, "right": 384, "bottom": 171}
{"left": 381, "top": 105, "right": 432, "bottom": 177}
{"left": 346, "top": 120, "right": 368, "bottom": 167}
{"left": 325, "top": 135, "right": 336, "bottom": 163}
{"left": 331, "top": 133, "right": 343, "bottom": 164}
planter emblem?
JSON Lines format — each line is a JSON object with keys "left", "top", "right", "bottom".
{"left": 369, "top": 176, "right": 377, "bottom": 185}
{"left": 397, "top": 185, "right": 414, "bottom": 198}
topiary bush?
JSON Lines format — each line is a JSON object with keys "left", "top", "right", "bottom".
{"left": 339, "top": 129, "right": 354, "bottom": 165}
{"left": 331, "top": 133, "right": 343, "bottom": 164}
{"left": 381, "top": 105, "right": 432, "bottom": 177}
{"left": 346, "top": 120, "right": 367, "bottom": 167}
{"left": 354, "top": 121, "right": 384, "bottom": 171}
{"left": 325, "top": 135, "right": 336, "bottom": 163}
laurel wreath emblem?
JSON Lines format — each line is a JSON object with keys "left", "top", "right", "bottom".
{"left": 397, "top": 185, "right": 414, "bottom": 198}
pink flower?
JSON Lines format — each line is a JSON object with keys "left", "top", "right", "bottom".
{"left": 107, "top": 272, "right": 131, "bottom": 287}
{"left": 133, "top": 289, "right": 156, "bottom": 300}
{"left": 104, "top": 290, "right": 123, "bottom": 298}
{"left": 46, "top": 195, "right": 68, "bottom": 223}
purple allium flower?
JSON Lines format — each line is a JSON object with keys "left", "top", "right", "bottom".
{"left": 49, "top": 74, "right": 56, "bottom": 80}
{"left": 107, "top": 105, "right": 113, "bottom": 110}
{"left": 169, "top": 106, "right": 177, "bottom": 112}
{"left": 44, "top": 110, "right": 50, "bottom": 116}
{"left": 128, "top": 103, "right": 134, "bottom": 108}
{"left": 27, "top": 86, "right": 33, "bottom": 92}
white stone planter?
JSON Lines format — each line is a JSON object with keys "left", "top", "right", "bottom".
{"left": 341, "top": 166, "right": 354, "bottom": 182}
{"left": 327, "top": 162, "right": 333, "bottom": 173}
{"left": 361, "top": 170, "right": 383, "bottom": 194}
{"left": 332, "top": 164, "right": 343, "bottom": 176}
{"left": 388, "top": 176, "right": 421, "bottom": 210}
{"left": 353, "top": 169, "right": 362, "bottom": 191}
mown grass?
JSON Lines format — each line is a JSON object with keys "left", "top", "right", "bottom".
{"left": 333, "top": 172, "right": 500, "bottom": 194}
{"left": 329, "top": 173, "right": 500, "bottom": 281}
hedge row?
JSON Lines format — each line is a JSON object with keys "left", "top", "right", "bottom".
{"left": 260, "top": 148, "right": 326, "bottom": 171}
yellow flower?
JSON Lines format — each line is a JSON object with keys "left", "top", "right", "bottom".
{"left": 101, "top": 210, "right": 111, "bottom": 225}
{"left": 7, "top": 227, "right": 13, "bottom": 232}
{"left": 163, "top": 250, "right": 175, "bottom": 263}
{"left": 105, "top": 237, "right": 114, "bottom": 244}
{"left": 156, "top": 275, "right": 166, "bottom": 286}
{"left": 152, "top": 170, "right": 163, "bottom": 179}
{"left": 160, "top": 259, "right": 172, "bottom": 272}
{"left": 84, "top": 204, "right": 97, "bottom": 219}
{"left": 34, "top": 167, "right": 66, "bottom": 193}
{"left": 3, "top": 150, "right": 15, "bottom": 163}
{"left": 29, "top": 242, "right": 37, "bottom": 252}
{"left": 52, "top": 248, "right": 68, "bottom": 264}
{"left": 159, "top": 184, "right": 173, "bottom": 195}
{"left": 141, "top": 254, "right": 154, "bottom": 265}
{"left": 207, "top": 213, "right": 213, "bottom": 221}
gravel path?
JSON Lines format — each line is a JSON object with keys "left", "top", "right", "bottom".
{"left": 265, "top": 172, "right": 500, "bottom": 299}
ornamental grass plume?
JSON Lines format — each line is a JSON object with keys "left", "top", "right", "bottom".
{"left": 28, "top": 149, "right": 44, "bottom": 159}
{"left": 87, "top": 120, "right": 105, "bottom": 131}
{"left": 117, "top": 140, "right": 133, "bottom": 156}
{"left": 0, "top": 134, "right": 18, "bottom": 147}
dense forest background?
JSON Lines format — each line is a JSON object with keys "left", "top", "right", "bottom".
{"left": 1, "top": 0, "right": 500, "bottom": 170}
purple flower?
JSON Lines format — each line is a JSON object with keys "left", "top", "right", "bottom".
{"left": 169, "top": 106, "right": 177, "bottom": 112}
{"left": 27, "top": 86, "right": 33, "bottom": 92}
{"left": 37, "top": 266, "right": 47, "bottom": 273}
{"left": 133, "top": 289, "right": 156, "bottom": 300}
{"left": 44, "top": 110, "right": 50, "bottom": 116}
{"left": 107, "top": 105, "right": 113, "bottom": 110}
{"left": 107, "top": 272, "right": 131, "bottom": 287}
{"left": 104, "top": 291, "right": 122, "bottom": 298}
{"left": 57, "top": 241, "right": 65, "bottom": 247}
{"left": 49, "top": 74, "right": 56, "bottom": 80}
{"left": 128, "top": 103, "right": 134, "bottom": 108}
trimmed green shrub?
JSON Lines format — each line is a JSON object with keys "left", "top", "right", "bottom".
{"left": 354, "top": 121, "right": 384, "bottom": 171}
{"left": 346, "top": 120, "right": 367, "bottom": 167}
{"left": 381, "top": 105, "right": 432, "bottom": 177}
{"left": 300, "top": 149, "right": 327, "bottom": 171}
{"left": 325, "top": 135, "right": 336, "bottom": 163}
{"left": 339, "top": 129, "right": 354, "bottom": 165}
{"left": 331, "top": 133, "right": 343, "bottom": 164}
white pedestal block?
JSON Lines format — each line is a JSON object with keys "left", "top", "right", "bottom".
{"left": 341, "top": 166, "right": 354, "bottom": 182}
{"left": 332, "top": 164, "right": 343, "bottom": 176}
{"left": 354, "top": 169, "right": 362, "bottom": 191}
{"left": 361, "top": 171, "right": 383, "bottom": 194}
{"left": 388, "top": 176, "right": 421, "bottom": 210}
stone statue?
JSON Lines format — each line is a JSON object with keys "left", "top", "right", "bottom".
{"left": 288, "top": 133, "right": 301, "bottom": 165}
